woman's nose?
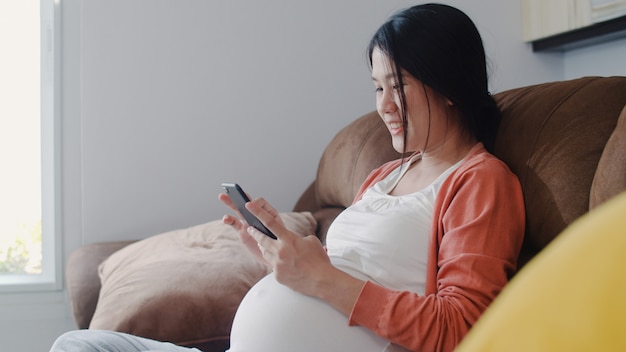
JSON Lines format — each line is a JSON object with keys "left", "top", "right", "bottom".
{"left": 378, "top": 90, "right": 398, "bottom": 114}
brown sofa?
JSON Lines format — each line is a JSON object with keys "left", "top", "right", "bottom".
{"left": 66, "top": 76, "right": 626, "bottom": 351}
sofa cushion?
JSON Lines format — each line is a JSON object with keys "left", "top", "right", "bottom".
{"left": 455, "top": 190, "right": 626, "bottom": 352}
{"left": 66, "top": 240, "right": 135, "bottom": 329}
{"left": 89, "top": 212, "right": 317, "bottom": 348}
{"left": 493, "top": 77, "right": 626, "bottom": 255}
{"left": 590, "top": 104, "right": 626, "bottom": 208}
{"left": 315, "top": 111, "right": 399, "bottom": 208}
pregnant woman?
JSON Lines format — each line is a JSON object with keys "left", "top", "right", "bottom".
{"left": 50, "top": 4, "right": 524, "bottom": 352}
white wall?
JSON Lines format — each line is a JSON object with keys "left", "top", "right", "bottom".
{"left": 77, "top": 0, "right": 563, "bottom": 246}
{"left": 2, "top": 0, "right": 623, "bottom": 351}
{"left": 564, "top": 36, "right": 626, "bottom": 78}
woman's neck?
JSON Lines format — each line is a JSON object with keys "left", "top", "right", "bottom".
{"left": 418, "top": 129, "right": 476, "bottom": 170}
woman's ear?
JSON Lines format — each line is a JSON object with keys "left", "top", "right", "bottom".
{"left": 446, "top": 98, "right": 454, "bottom": 106}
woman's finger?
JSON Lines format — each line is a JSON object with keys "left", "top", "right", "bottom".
{"left": 245, "top": 198, "right": 289, "bottom": 239}
{"left": 221, "top": 214, "right": 243, "bottom": 231}
{"left": 247, "top": 226, "right": 276, "bottom": 249}
{"left": 218, "top": 193, "right": 240, "bottom": 215}
{"left": 251, "top": 197, "right": 280, "bottom": 218}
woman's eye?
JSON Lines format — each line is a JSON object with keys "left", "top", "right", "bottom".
{"left": 374, "top": 87, "right": 383, "bottom": 93}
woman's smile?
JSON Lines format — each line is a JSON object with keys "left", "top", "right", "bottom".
{"left": 385, "top": 119, "right": 404, "bottom": 135}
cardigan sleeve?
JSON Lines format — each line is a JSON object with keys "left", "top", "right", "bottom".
{"left": 348, "top": 151, "right": 525, "bottom": 352}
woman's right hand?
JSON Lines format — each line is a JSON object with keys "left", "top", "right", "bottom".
{"left": 218, "top": 192, "right": 269, "bottom": 266}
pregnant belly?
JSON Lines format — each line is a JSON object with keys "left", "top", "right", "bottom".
{"left": 228, "top": 273, "right": 388, "bottom": 352}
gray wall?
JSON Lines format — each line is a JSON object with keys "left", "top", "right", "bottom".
{"left": 75, "top": 0, "right": 562, "bottom": 247}
{"left": 564, "top": 36, "right": 626, "bottom": 78}
{"left": 1, "top": 1, "right": 623, "bottom": 351}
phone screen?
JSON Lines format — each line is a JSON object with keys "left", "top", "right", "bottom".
{"left": 221, "top": 183, "right": 277, "bottom": 239}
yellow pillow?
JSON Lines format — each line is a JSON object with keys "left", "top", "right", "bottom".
{"left": 456, "top": 191, "right": 626, "bottom": 352}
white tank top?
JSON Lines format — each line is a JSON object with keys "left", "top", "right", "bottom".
{"left": 326, "top": 153, "right": 461, "bottom": 294}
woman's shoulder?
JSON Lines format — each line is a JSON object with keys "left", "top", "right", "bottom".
{"left": 439, "top": 143, "right": 525, "bottom": 217}
{"left": 458, "top": 143, "right": 516, "bottom": 178}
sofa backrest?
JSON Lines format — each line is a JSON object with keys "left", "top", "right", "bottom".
{"left": 494, "top": 77, "right": 626, "bottom": 265}
{"left": 294, "top": 76, "right": 626, "bottom": 268}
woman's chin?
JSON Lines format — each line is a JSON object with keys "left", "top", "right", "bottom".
{"left": 392, "top": 140, "right": 408, "bottom": 154}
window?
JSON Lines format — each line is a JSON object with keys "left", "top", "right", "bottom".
{"left": 0, "top": 0, "right": 60, "bottom": 292}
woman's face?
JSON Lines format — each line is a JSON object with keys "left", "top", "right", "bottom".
{"left": 371, "top": 47, "right": 451, "bottom": 154}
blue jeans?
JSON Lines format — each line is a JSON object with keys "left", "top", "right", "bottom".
{"left": 50, "top": 330, "right": 204, "bottom": 352}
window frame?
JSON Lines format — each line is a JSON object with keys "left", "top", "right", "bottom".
{"left": 0, "top": 0, "right": 62, "bottom": 293}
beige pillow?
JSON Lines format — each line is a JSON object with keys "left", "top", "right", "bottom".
{"left": 590, "top": 104, "right": 626, "bottom": 209}
{"left": 89, "top": 212, "right": 317, "bottom": 348}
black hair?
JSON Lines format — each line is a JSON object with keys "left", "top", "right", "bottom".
{"left": 367, "top": 3, "right": 501, "bottom": 153}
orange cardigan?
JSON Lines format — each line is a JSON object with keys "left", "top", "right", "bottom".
{"left": 348, "top": 143, "right": 525, "bottom": 352}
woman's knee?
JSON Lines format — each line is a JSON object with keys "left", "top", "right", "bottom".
{"left": 49, "top": 329, "right": 196, "bottom": 352}
{"left": 50, "top": 330, "right": 99, "bottom": 351}
{"left": 50, "top": 329, "right": 142, "bottom": 352}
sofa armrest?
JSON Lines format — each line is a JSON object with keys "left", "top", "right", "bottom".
{"left": 66, "top": 240, "right": 136, "bottom": 328}
{"left": 293, "top": 181, "right": 320, "bottom": 214}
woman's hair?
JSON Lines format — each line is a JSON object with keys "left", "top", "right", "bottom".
{"left": 367, "top": 3, "right": 501, "bottom": 153}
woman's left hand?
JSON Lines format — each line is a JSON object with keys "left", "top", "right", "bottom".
{"left": 244, "top": 197, "right": 335, "bottom": 297}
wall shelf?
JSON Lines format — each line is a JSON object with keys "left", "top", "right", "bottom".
{"left": 532, "top": 14, "right": 626, "bottom": 52}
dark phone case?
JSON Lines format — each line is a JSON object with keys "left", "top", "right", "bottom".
{"left": 221, "top": 183, "right": 277, "bottom": 239}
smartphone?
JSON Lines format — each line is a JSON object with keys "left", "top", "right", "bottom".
{"left": 221, "top": 183, "right": 277, "bottom": 239}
